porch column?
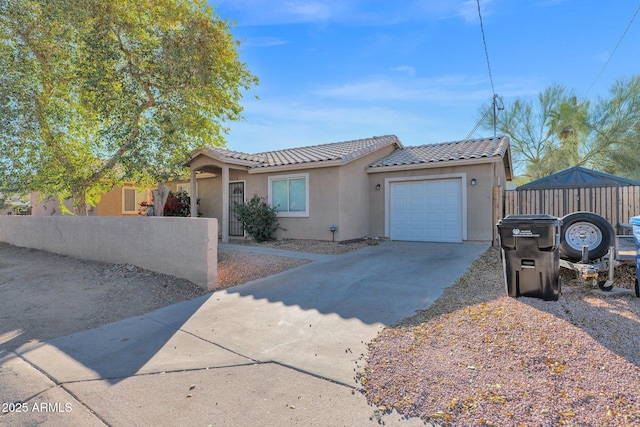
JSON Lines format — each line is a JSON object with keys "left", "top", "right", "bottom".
{"left": 190, "top": 168, "right": 197, "bottom": 218}
{"left": 221, "top": 165, "right": 229, "bottom": 243}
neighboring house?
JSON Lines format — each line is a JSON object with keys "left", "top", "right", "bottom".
{"left": 32, "top": 183, "right": 190, "bottom": 216}
{"left": 183, "top": 135, "right": 513, "bottom": 244}
{"left": 1, "top": 195, "right": 31, "bottom": 215}
{"left": 31, "top": 185, "right": 154, "bottom": 216}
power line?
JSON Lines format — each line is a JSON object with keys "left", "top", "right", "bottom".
{"left": 462, "top": 104, "right": 493, "bottom": 143}
{"left": 585, "top": 3, "right": 640, "bottom": 96}
{"left": 461, "top": 0, "right": 500, "bottom": 144}
{"left": 476, "top": 0, "right": 495, "bottom": 97}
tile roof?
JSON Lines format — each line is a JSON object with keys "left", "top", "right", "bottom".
{"left": 195, "top": 135, "right": 402, "bottom": 169}
{"left": 254, "top": 135, "right": 401, "bottom": 168}
{"left": 368, "top": 136, "right": 510, "bottom": 168}
{"left": 199, "top": 147, "right": 268, "bottom": 164}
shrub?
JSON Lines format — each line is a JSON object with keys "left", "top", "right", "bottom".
{"left": 234, "top": 195, "right": 278, "bottom": 242}
{"left": 164, "top": 190, "right": 199, "bottom": 217}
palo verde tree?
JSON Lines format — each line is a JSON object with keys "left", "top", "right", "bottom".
{"left": 0, "top": 0, "right": 257, "bottom": 214}
{"left": 481, "top": 85, "right": 569, "bottom": 182}
{"left": 482, "top": 76, "right": 640, "bottom": 182}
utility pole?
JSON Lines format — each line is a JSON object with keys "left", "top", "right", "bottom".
{"left": 493, "top": 94, "right": 504, "bottom": 148}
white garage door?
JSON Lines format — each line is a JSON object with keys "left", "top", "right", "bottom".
{"left": 390, "top": 179, "right": 463, "bottom": 242}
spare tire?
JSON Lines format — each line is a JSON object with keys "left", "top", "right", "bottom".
{"left": 559, "top": 212, "right": 615, "bottom": 262}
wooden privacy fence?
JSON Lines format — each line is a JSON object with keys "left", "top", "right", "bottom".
{"left": 500, "top": 185, "right": 640, "bottom": 234}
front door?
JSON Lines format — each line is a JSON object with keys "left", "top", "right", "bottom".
{"left": 229, "top": 181, "right": 245, "bottom": 236}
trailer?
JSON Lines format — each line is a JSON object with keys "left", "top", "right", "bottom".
{"left": 559, "top": 235, "right": 639, "bottom": 297}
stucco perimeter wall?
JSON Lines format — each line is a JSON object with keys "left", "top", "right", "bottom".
{"left": 0, "top": 216, "right": 218, "bottom": 290}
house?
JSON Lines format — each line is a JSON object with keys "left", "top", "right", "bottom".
{"left": 1, "top": 194, "right": 31, "bottom": 215}
{"left": 30, "top": 135, "right": 514, "bottom": 244}
{"left": 31, "top": 186, "right": 154, "bottom": 216}
{"left": 183, "top": 135, "right": 513, "bottom": 244}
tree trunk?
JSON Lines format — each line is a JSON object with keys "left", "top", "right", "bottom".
{"left": 152, "top": 182, "right": 170, "bottom": 216}
{"left": 72, "top": 190, "right": 88, "bottom": 216}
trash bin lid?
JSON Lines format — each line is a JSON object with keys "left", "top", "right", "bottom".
{"left": 498, "top": 214, "right": 561, "bottom": 226}
{"left": 630, "top": 216, "right": 640, "bottom": 226}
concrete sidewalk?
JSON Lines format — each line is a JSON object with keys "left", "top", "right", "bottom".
{"left": 1, "top": 241, "right": 488, "bottom": 426}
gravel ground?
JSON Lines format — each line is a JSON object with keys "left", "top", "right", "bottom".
{"left": 228, "top": 238, "right": 373, "bottom": 254}
{"left": 359, "top": 247, "right": 640, "bottom": 426}
{"left": 217, "top": 250, "right": 311, "bottom": 288}
{"left": 217, "top": 238, "right": 370, "bottom": 287}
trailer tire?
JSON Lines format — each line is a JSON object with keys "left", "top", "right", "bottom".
{"left": 598, "top": 280, "right": 613, "bottom": 292}
{"left": 559, "top": 212, "right": 615, "bottom": 262}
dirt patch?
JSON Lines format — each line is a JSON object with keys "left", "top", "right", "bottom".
{"left": 0, "top": 237, "right": 371, "bottom": 353}
{"left": 0, "top": 241, "right": 324, "bottom": 353}
{"left": 359, "top": 248, "right": 640, "bottom": 426}
{"left": 0, "top": 243, "right": 205, "bottom": 352}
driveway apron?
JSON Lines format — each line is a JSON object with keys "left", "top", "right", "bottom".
{"left": 170, "top": 241, "right": 489, "bottom": 385}
{"left": 8, "top": 241, "right": 488, "bottom": 426}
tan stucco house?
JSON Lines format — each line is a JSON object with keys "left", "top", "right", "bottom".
{"left": 31, "top": 186, "right": 154, "bottom": 216}
{"left": 182, "top": 135, "right": 513, "bottom": 244}
{"left": 31, "top": 135, "right": 513, "bottom": 244}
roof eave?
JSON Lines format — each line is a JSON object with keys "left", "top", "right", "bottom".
{"left": 367, "top": 156, "right": 503, "bottom": 173}
{"left": 503, "top": 144, "right": 514, "bottom": 181}
{"left": 184, "top": 150, "right": 259, "bottom": 168}
{"left": 249, "top": 159, "right": 344, "bottom": 174}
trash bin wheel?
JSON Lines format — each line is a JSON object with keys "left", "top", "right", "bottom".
{"left": 597, "top": 280, "right": 613, "bottom": 292}
{"left": 559, "top": 212, "right": 615, "bottom": 262}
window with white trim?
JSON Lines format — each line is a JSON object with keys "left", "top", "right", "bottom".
{"left": 122, "top": 187, "right": 149, "bottom": 214}
{"left": 268, "top": 173, "right": 309, "bottom": 217}
{"left": 176, "top": 183, "right": 194, "bottom": 196}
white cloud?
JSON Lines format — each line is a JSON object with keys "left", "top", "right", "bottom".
{"left": 223, "top": 96, "right": 437, "bottom": 150}
{"left": 458, "top": 0, "right": 480, "bottom": 23}
{"left": 213, "top": 0, "right": 498, "bottom": 26}
{"left": 285, "top": 0, "right": 333, "bottom": 21}
{"left": 225, "top": 103, "right": 481, "bottom": 152}
{"left": 313, "top": 74, "right": 494, "bottom": 105}
{"left": 392, "top": 66, "right": 416, "bottom": 77}
{"left": 242, "top": 37, "right": 289, "bottom": 47}
{"left": 213, "top": 0, "right": 350, "bottom": 25}
{"left": 310, "top": 71, "right": 547, "bottom": 107}
{"left": 223, "top": 85, "right": 501, "bottom": 153}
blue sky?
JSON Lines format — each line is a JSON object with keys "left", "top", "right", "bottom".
{"left": 210, "top": 0, "right": 640, "bottom": 154}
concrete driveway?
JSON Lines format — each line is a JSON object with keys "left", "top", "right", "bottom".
{"left": 1, "top": 241, "right": 488, "bottom": 426}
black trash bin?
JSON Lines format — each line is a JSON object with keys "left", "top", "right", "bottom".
{"left": 497, "top": 214, "right": 562, "bottom": 301}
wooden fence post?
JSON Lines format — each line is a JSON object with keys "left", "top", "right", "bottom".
{"left": 493, "top": 186, "right": 504, "bottom": 247}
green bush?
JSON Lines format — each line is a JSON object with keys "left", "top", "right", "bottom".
{"left": 234, "top": 195, "right": 278, "bottom": 242}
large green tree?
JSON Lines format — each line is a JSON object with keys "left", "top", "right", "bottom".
{"left": 483, "top": 76, "right": 640, "bottom": 182}
{"left": 0, "top": 0, "right": 257, "bottom": 214}
{"left": 607, "top": 120, "right": 640, "bottom": 178}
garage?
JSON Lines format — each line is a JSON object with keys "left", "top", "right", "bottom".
{"left": 389, "top": 178, "right": 463, "bottom": 242}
